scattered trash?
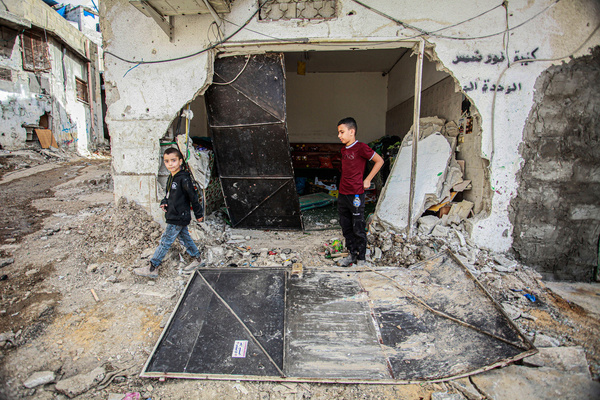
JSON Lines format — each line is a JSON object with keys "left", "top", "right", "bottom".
{"left": 524, "top": 293, "right": 536, "bottom": 302}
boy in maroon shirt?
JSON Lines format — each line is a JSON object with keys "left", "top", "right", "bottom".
{"left": 336, "top": 117, "right": 384, "bottom": 267}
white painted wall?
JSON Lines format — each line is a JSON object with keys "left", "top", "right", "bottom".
{"left": 286, "top": 72, "right": 387, "bottom": 144}
{"left": 103, "top": 0, "right": 600, "bottom": 251}
{"left": 387, "top": 53, "right": 449, "bottom": 110}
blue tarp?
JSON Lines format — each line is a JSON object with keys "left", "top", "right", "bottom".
{"left": 84, "top": 10, "right": 97, "bottom": 19}
{"left": 56, "top": 6, "right": 66, "bottom": 17}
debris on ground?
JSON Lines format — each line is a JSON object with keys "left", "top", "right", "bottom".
{"left": 0, "top": 150, "right": 598, "bottom": 399}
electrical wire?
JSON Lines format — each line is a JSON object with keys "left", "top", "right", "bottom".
{"left": 350, "top": 0, "right": 561, "bottom": 42}
{"left": 212, "top": 54, "right": 252, "bottom": 85}
{"left": 104, "top": 0, "right": 269, "bottom": 65}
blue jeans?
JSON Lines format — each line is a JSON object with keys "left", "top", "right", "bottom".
{"left": 150, "top": 224, "right": 200, "bottom": 268}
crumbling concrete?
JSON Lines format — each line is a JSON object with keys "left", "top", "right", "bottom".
{"left": 511, "top": 47, "right": 600, "bottom": 281}
{"left": 376, "top": 131, "right": 454, "bottom": 233}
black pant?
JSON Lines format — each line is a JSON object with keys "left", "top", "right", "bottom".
{"left": 338, "top": 193, "right": 367, "bottom": 260}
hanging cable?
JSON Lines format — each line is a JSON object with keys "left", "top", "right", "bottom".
{"left": 213, "top": 54, "right": 252, "bottom": 85}
{"left": 350, "top": 0, "right": 561, "bottom": 41}
{"left": 104, "top": 0, "right": 269, "bottom": 65}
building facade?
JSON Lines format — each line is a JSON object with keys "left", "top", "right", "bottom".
{"left": 0, "top": 0, "right": 104, "bottom": 155}
{"left": 102, "top": 0, "right": 600, "bottom": 280}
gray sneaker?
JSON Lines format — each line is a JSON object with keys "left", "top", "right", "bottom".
{"left": 134, "top": 263, "right": 158, "bottom": 278}
{"left": 184, "top": 258, "right": 205, "bottom": 272}
{"left": 337, "top": 254, "right": 357, "bottom": 267}
{"left": 356, "top": 259, "right": 372, "bottom": 268}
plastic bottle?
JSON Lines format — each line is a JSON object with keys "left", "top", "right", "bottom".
{"left": 353, "top": 194, "right": 361, "bottom": 208}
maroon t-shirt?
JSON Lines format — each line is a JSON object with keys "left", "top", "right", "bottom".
{"left": 339, "top": 141, "right": 375, "bottom": 195}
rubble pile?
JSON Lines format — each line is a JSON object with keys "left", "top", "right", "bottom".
{"left": 82, "top": 197, "right": 163, "bottom": 266}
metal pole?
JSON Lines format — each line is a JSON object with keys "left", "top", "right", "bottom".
{"left": 407, "top": 39, "right": 424, "bottom": 237}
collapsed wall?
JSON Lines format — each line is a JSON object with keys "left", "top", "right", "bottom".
{"left": 511, "top": 47, "right": 600, "bottom": 281}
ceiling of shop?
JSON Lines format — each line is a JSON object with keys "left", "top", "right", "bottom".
{"left": 283, "top": 48, "right": 410, "bottom": 74}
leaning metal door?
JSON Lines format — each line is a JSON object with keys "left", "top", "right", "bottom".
{"left": 205, "top": 53, "right": 302, "bottom": 230}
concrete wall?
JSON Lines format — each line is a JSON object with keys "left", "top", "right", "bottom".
{"left": 0, "top": 0, "right": 103, "bottom": 154}
{"left": 103, "top": 0, "right": 600, "bottom": 263}
{"left": 511, "top": 48, "right": 600, "bottom": 281}
{"left": 286, "top": 72, "right": 387, "bottom": 144}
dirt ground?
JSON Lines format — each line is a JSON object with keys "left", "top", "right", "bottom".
{"left": 0, "top": 150, "right": 598, "bottom": 400}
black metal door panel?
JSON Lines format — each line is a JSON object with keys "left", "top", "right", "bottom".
{"left": 205, "top": 53, "right": 302, "bottom": 229}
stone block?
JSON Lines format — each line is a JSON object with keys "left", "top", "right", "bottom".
{"left": 529, "top": 160, "right": 574, "bottom": 182}
{"left": 569, "top": 205, "right": 600, "bottom": 220}
{"left": 23, "top": 371, "right": 55, "bottom": 388}
{"left": 55, "top": 366, "right": 105, "bottom": 398}
{"left": 523, "top": 346, "right": 590, "bottom": 377}
{"left": 471, "top": 365, "right": 600, "bottom": 400}
{"left": 573, "top": 161, "right": 600, "bottom": 182}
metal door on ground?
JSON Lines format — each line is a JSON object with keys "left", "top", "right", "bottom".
{"left": 205, "top": 53, "right": 302, "bottom": 230}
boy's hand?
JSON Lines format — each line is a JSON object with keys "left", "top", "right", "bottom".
{"left": 197, "top": 217, "right": 204, "bottom": 222}
{"left": 160, "top": 204, "right": 168, "bottom": 212}
{"left": 363, "top": 179, "right": 371, "bottom": 190}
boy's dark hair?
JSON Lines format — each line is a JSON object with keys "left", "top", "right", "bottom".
{"left": 337, "top": 117, "right": 357, "bottom": 134}
{"left": 164, "top": 147, "right": 184, "bottom": 160}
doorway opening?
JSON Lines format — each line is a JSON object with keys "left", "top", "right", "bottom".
{"left": 159, "top": 45, "right": 490, "bottom": 231}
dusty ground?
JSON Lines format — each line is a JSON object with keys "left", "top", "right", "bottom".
{"left": 0, "top": 150, "right": 598, "bottom": 400}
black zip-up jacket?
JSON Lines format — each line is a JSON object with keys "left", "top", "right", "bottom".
{"left": 160, "top": 170, "right": 203, "bottom": 226}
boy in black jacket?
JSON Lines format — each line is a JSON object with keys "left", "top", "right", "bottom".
{"left": 134, "top": 147, "right": 204, "bottom": 278}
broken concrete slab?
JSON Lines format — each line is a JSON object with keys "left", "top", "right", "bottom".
{"left": 545, "top": 282, "right": 600, "bottom": 317}
{"left": 55, "top": 366, "right": 105, "bottom": 398}
{"left": 471, "top": 365, "right": 600, "bottom": 400}
{"left": 431, "top": 392, "right": 466, "bottom": 400}
{"left": 0, "top": 258, "right": 14, "bottom": 268}
{"left": 376, "top": 133, "right": 453, "bottom": 233}
{"left": 23, "top": 370, "right": 56, "bottom": 388}
{"left": 534, "top": 333, "right": 561, "bottom": 348}
{"left": 418, "top": 215, "right": 440, "bottom": 235}
{"left": 448, "top": 200, "right": 474, "bottom": 220}
{"left": 523, "top": 346, "right": 591, "bottom": 377}
{"left": 448, "top": 378, "right": 484, "bottom": 400}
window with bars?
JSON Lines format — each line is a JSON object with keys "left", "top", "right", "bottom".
{"left": 76, "top": 77, "right": 88, "bottom": 103}
{"left": 259, "top": 0, "right": 337, "bottom": 21}
{"left": 21, "top": 30, "right": 51, "bottom": 72}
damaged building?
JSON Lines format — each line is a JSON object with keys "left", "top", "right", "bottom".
{"left": 101, "top": 0, "right": 600, "bottom": 281}
{"left": 0, "top": 0, "right": 104, "bottom": 155}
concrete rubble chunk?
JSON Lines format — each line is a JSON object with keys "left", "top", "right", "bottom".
{"left": 448, "top": 378, "right": 484, "bottom": 400}
{"left": 471, "top": 365, "right": 600, "bottom": 400}
{"left": 431, "top": 224, "right": 451, "bottom": 238}
{"left": 431, "top": 392, "right": 467, "bottom": 400}
{"left": 376, "top": 133, "right": 453, "bottom": 233}
{"left": 23, "top": 371, "right": 56, "bottom": 388}
{"left": 523, "top": 346, "right": 591, "bottom": 377}
{"left": 448, "top": 200, "right": 474, "bottom": 220}
{"left": 501, "top": 302, "right": 521, "bottom": 320}
{"left": 55, "top": 366, "right": 105, "bottom": 398}
{"left": 534, "top": 333, "right": 561, "bottom": 348}
{"left": 493, "top": 254, "right": 518, "bottom": 272}
{"left": 0, "top": 258, "right": 14, "bottom": 268}
{"left": 417, "top": 215, "right": 440, "bottom": 235}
